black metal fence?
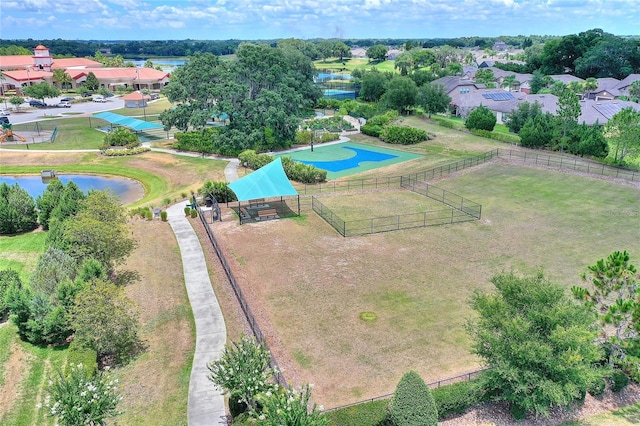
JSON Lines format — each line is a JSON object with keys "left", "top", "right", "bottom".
{"left": 194, "top": 199, "right": 287, "bottom": 387}
{"left": 498, "top": 149, "right": 640, "bottom": 182}
{"left": 323, "top": 368, "right": 488, "bottom": 413}
{"left": 311, "top": 183, "right": 481, "bottom": 237}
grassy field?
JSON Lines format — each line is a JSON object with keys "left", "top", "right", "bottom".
{"left": 561, "top": 402, "right": 640, "bottom": 425}
{"left": 212, "top": 161, "right": 640, "bottom": 407}
{"left": 0, "top": 231, "right": 47, "bottom": 282}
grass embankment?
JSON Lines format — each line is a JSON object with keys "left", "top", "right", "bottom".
{"left": 0, "top": 220, "right": 194, "bottom": 426}
{"left": 0, "top": 231, "right": 46, "bottom": 282}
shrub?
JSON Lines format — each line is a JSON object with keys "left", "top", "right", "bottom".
{"left": 100, "top": 147, "right": 150, "bottom": 156}
{"left": 361, "top": 123, "right": 384, "bottom": 137}
{"left": 199, "top": 181, "right": 237, "bottom": 203}
{"left": 184, "top": 206, "right": 191, "bottom": 216}
{"left": 0, "top": 182, "right": 39, "bottom": 234}
{"left": 432, "top": 380, "right": 485, "bottom": 420}
{"left": 587, "top": 377, "right": 606, "bottom": 396}
{"left": 465, "top": 106, "right": 497, "bottom": 131}
{"left": 389, "top": 371, "right": 438, "bottom": 426}
{"left": 509, "top": 404, "right": 527, "bottom": 421}
{"left": 469, "top": 129, "right": 521, "bottom": 144}
{"left": 190, "top": 209, "right": 198, "bottom": 218}
{"left": 611, "top": 370, "right": 629, "bottom": 392}
{"left": 160, "top": 211, "right": 167, "bottom": 221}
{"left": 379, "top": 126, "right": 428, "bottom": 145}
{"left": 102, "top": 127, "right": 139, "bottom": 148}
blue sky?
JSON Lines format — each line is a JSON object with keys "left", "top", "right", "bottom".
{"left": 1, "top": 0, "right": 639, "bottom": 41}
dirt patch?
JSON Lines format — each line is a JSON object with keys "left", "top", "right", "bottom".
{"left": 0, "top": 342, "right": 32, "bottom": 418}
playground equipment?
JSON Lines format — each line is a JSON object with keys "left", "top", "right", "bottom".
{"left": 0, "top": 124, "right": 27, "bottom": 143}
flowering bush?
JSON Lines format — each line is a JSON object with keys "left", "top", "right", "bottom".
{"left": 45, "top": 363, "right": 121, "bottom": 426}
{"left": 255, "top": 384, "right": 326, "bottom": 426}
{"left": 207, "top": 335, "right": 277, "bottom": 411}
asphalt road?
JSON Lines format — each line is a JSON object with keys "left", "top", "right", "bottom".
{"left": 2, "top": 95, "right": 126, "bottom": 125}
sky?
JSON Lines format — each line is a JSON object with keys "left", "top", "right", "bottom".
{"left": 1, "top": 0, "right": 639, "bottom": 41}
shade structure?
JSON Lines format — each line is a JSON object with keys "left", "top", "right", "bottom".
{"left": 93, "top": 111, "right": 163, "bottom": 131}
{"left": 228, "top": 157, "right": 298, "bottom": 201}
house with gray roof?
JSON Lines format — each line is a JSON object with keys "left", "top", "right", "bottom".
{"left": 578, "top": 99, "right": 640, "bottom": 125}
{"left": 614, "top": 74, "right": 640, "bottom": 97}
{"left": 548, "top": 74, "right": 585, "bottom": 84}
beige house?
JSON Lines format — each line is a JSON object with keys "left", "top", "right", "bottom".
{"left": 0, "top": 45, "right": 169, "bottom": 93}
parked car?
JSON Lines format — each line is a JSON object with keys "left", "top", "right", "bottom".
{"left": 0, "top": 109, "right": 10, "bottom": 115}
{"left": 0, "top": 116, "right": 9, "bottom": 125}
{"left": 29, "top": 100, "right": 46, "bottom": 108}
{"left": 81, "top": 92, "right": 93, "bottom": 98}
{"left": 57, "top": 102, "right": 72, "bottom": 108}
{"left": 93, "top": 96, "right": 107, "bottom": 103}
{"left": 60, "top": 97, "right": 74, "bottom": 102}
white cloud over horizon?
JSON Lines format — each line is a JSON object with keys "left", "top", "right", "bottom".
{"left": 1, "top": 0, "right": 638, "bottom": 41}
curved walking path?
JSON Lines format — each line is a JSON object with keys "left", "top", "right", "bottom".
{"left": 167, "top": 203, "right": 228, "bottom": 425}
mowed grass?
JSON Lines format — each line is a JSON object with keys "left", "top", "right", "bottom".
{"left": 0, "top": 231, "right": 46, "bottom": 283}
{"left": 316, "top": 189, "right": 454, "bottom": 221}
{"left": 561, "top": 401, "right": 640, "bottom": 425}
{"left": 213, "top": 161, "right": 640, "bottom": 407}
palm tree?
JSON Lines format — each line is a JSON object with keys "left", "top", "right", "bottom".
{"left": 583, "top": 77, "right": 598, "bottom": 100}
{"left": 52, "top": 69, "right": 73, "bottom": 90}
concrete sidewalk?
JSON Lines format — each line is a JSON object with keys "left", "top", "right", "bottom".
{"left": 167, "top": 203, "right": 228, "bottom": 425}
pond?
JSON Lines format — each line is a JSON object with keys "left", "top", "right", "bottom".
{"left": 0, "top": 174, "right": 145, "bottom": 204}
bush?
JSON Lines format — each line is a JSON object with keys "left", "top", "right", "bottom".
{"left": 587, "top": 377, "right": 606, "bottom": 396}
{"left": 360, "top": 123, "right": 384, "bottom": 137}
{"left": 465, "top": 106, "right": 497, "bottom": 131}
{"left": 379, "top": 126, "right": 429, "bottom": 145}
{"left": 229, "top": 392, "right": 249, "bottom": 418}
{"left": 509, "top": 404, "right": 527, "bottom": 421}
{"left": 432, "top": 380, "right": 485, "bottom": 420}
{"left": 324, "top": 399, "right": 389, "bottom": 426}
{"left": 130, "top": 207, "right": 150, "bottom": 219}
{"left": 199, "top": 181, "right": 237, "bottom": 203}
{"left": 160, "top": 211, "right": 167, "bottom": 221}
{"left": 100, "top": 147, "right": 150, "bottom": 156}
{"left": 184, "top": 206, "right": 191, "bottom": 216}
{"left": 190, "top": 209, "right": 198, "bottom": 218}
{"left": 469, "top": 129, "right": 521, "bottom": 144}
{"left": 102, "top": 127, "right": 139, "bottom": 148}
{"left": 389, "top": 371, "right": 438, "bottom": 426}
{"left": 611, "top": 370, "right": 630, "bottom": 392}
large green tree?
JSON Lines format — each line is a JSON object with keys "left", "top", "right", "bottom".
{"left": 160, "top": 44, "right": 320, "bottom": 153}
{"left": 71, "top": 279, "right": 140, "bottom": 364}
{"left": 22, "top": 82, "right": 60, "bottom": 103}
{"left": 573, "top": 251, "right": 640, "bottom": 381}
{"left": 381, "top": 75, "right": 417, "bottom": 114}
{"left": 417, "top": 83, "right": 451, "bottom": 117}
{"left": 465, "top": 105, "right": 496, "bottom": 131}
{"left": 467, "top": 272, "right": 604, "bottom": 419}
{"left": 58, "top": 190, "right": 134, "bottom": 273}
{"left": 556, "top": 85, "right": 581, "bottom": 151}
{"left": 505, "top": 101, "right": 542, "bottom": 134}
{"left": 366, "top": 44, "right": 388, "bottom": 62}
{"left": 604, "top": 107, "right": 640, "bottom": 164}
{"left": 0, "top": 182, "right": 38, "bottom": 234}
{"left": 359, "top": 70, "right": 389, "bottom": 102}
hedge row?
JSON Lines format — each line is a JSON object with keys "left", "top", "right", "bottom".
{"left": 238, "top": 150, "right": 327, "bottom": 184}
{"left": 380, "top": 126, "right": 429, "bottom": 145}
{"left": 101, "top": 147, "right": 150, "bottom": 156}
{"left": 295, "top": 130, "right": 340, "bottom": 145}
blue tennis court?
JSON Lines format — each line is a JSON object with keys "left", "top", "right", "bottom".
{"left": 279, "top": 142, "right": 422, "bottom": 179}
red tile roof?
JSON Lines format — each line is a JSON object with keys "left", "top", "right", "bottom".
{"left": 0, "top": 55, "right": 34, "bottom": 69}
{"left": 52, "top": 58, "right": 102, "bottom": 69}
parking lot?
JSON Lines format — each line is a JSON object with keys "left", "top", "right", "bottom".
{"left": 1, "top": 95, "right": 126, "bottom": 125}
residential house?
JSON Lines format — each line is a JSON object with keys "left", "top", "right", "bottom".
{"left": 588, "top": 78, "right": 621, "bottom": 101}
{"left": 614, "top": 74, "right": 640, "bottom": 97}
{"left": 578, "top": 99, "right": 640, "bottom": 125}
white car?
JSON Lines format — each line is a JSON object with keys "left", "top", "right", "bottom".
{"left": 57, "top": 102, "right": 72, "bottom": 108}
{"left": 0, "top": 109, "right": 10, "bottom": 115}
{"left": 93, "top": 96, "right": 107, "bottom": 103}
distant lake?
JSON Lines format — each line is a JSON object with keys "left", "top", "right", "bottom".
{"left": 0, "top": 175, "right": 144, "bottom": 204}
{"left": 132, "top": 59, "right": 187, "bottom": 70}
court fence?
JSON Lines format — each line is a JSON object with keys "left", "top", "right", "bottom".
{"left": 193, "top": 197, "right": 287, "bottom": 388}
{"left": 311, "top": 181, "right": 481, "bottom": 237}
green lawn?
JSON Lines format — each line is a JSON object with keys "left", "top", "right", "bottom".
{"left": 0, "top": 231, "right": 47, "bottom": 282}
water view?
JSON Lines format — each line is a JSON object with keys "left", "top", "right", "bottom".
{"left": 0, "top": 175, "right": 144, "bottom": 204}
{"left": 132, "top": 58, "right": 187, "bottom": 71}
